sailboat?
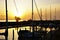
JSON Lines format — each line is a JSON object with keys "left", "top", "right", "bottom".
{"left": 0, "top": 0, "right": 60, "bottom": 40}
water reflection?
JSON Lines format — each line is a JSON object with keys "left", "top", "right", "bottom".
{"left": 0, "top": 26, "right": 56, "bottom": 40}
{"left": 0, "top": 28, "right": 18, "bottom": 40}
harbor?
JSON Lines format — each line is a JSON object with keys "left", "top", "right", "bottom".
{"left": 0, "top": 0, "right": 60, "bottom": 40}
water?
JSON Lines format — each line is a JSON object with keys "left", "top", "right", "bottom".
{"left": 0, "top": 28, "right": 18, "bottom": 40}
{"left": 0, "top": 26, "right": 32, "bottom": 40}
{"left": 0, "top": 20, "right": 23, "bottom": 40}
{"left": 0, "top": 25, "right": 53, "bottom": 40}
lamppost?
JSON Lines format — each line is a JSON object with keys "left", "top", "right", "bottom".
{"left": 15, "top": 16, "right": 20, "bottom": 22}
{"left": 15, "top": 16, "right": 21, "bottom": 33}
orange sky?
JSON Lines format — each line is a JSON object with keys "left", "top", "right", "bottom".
{"left": 0, "top": 0, "right": 60, "bottom": 20}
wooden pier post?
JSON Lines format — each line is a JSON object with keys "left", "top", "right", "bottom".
{"left": 12, "top": 30, "right": 14, "bottom": 40}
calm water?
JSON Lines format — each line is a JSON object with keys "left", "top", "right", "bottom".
{"left": 0, "top": 20, "right": 20, "bottom": 40}
{"left": 0, "top": 20, "right": 30, "bottom": 40}
{"left": 0, "top": 28, "right": 18, "bottom": 40}
{"left": 0, "top": 20, "right": 52, "bottom": 40}
{"left": 0, "top": 26, "right": 33, "bottom": 40}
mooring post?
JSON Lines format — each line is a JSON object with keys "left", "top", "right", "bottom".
{"left": 12, "top": 30, "right": 14, "bottom": 40}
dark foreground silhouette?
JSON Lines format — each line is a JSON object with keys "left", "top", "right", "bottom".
{"left": 18, "top": 30, "right": 47, "bottom": 40}
{"left": 18, "top": 28, "right": 60, "bottom": 40}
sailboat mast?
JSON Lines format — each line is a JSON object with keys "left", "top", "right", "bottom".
{"left": 45, "top": 8, "right": 47, "bottom": 20}
{"left": 5, "top": 0, "right": 8, "bottom": 22}
{"left": 5, "top": 0, "right": 8, "bottom": 40}
{"left": 32, "top": 0, "right": 33, "bottom": 20}
{"left": 32, "top": 0, "right": 34, "bottom": 39}
{"left": 40, "top": 8, "right": 42, "bottom": 20}
{"left": 55, "top": 8, "right": 56, "bottom": 20}
{"left": 50, "top": 5, "right": 51, "bottom": 20}
{"left": 50, "top": 0, "right": 52, "bottom": 20}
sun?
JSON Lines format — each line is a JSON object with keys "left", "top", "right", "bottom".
{"left": 14, "top": 9, "right": 24, "bottom": 17}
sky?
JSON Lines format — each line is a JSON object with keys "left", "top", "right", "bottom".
{"left": 0, "top": 0, "right": 60, "bottom": 21}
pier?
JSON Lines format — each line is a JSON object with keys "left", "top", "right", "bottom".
{"left": 0, "top": 20, "right": 60, "bottom": 29}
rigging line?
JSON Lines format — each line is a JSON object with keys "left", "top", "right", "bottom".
{"left": 34, "top": 0, "right": 41, "bottom": 20}
{"left": 13, "top": 0, "right": 18, "bottom": 15}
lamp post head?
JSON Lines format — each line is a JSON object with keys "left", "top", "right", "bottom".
{"left": 15, "top": 16, "right": 21, "bottom": 22}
